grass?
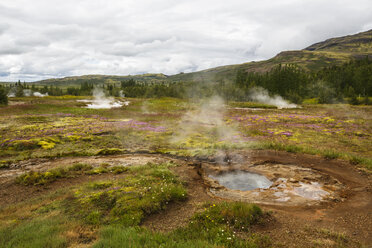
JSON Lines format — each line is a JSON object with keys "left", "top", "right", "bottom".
{"left": 15, "top": 163, "right": 93, "bottom": 185}
{"left": 3, "top": 160, "right": 270, "bottom": 247}
{"left": 66, "top": 162, "right": 187, "bottom": 226}
{"left": 15, "top": 162, "right": 132, "bottom": 185}
{"left": 96, "top": 148, "right": 126, "bottom": 155}
{"left": 93, "top": 202, "right": 269, "bottom": 248}
{"left": 0, "top": 215, "right": 67, "bottom": 248}
{"left": 303, "top": 226, "right": 358, "bottom": 248}
{"left": 1, "top": 96, "right": 372, "bottom": 246}
{"left": 2, "top": 97, "right": 371, "bottom": 171}
{"left": 228, "top": 101, "right": 277, "bottom": 109}
{"left": 259, "top": 141, "right": 372, "bottom": 171}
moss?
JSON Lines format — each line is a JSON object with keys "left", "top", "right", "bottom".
{"left": 109, "top": 166, "right": 128, "bottom": 174}
{"left": 96, "top": 148, "right": 126, "bottom": 155}
{"left": 37, "top": 140, "right": 56, "bottom": 149}
{"left": 15, "top": 163, "right": 94, "bottom": 185}
{"left": 86, "top": 167, "right": 108, "bottom": 175}
{"left": 15, "top": 169, "right": 67, "bottom": 186}
{"left": 10, "top": 140, "right": 39, "bottom": 151}
{"left": 89, "top": 181, "right": 113, "bottom": 190}
{"left": 69, "top": 163, "right": 187, "bottom": 226}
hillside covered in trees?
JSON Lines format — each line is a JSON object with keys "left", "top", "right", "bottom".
{"left": 1, "top": 58, "right": 371, "bottom": 106}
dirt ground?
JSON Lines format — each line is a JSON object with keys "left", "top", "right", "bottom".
{"left": 0, "top": 150, "right": 371, "bottom": 247}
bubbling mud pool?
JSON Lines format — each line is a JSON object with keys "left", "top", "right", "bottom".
{"left": 203, "top": 163, "right": 344, "bottom": 206}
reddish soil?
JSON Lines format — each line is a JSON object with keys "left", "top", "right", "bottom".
{"left": 0, "top": 151, "right": 371, "bottom": 247}
{"left": 144, "top": 150, "right": 372, "bottom": 247}
{"left": 244, "top": 150, "right": 372, "bottom": 247}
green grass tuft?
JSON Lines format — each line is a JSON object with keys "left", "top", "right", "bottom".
{"left": 96, "top": 148, "right": 126, "bottom": 156}
{"left": 0, "top": 216, "right": 67, "bottom": 248}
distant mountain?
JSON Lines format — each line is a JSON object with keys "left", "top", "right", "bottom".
{"left": 32, "top": 29, "right": 372, "bottom": 86}
{"left": 304, "top": 29, "right": 372, "bottom": 52}
{"left": 35, "top": 73, "right": 169, "bottom": 86}
{"left": 168, "top": 29, "right": 372, "bottom": 82}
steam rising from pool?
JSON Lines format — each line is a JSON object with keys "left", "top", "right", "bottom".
{"left": 210, "top": 171, "right": 272, "bottom": 191}
{"left": 79, "top": 88, "right": 129, "bottom": 109}
{"left": 249, "top": 87, "right": 297, "bottom": 109}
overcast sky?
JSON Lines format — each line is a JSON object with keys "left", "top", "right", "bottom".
{"left": 1, "top": 0, "right": 372, "bottom": 82}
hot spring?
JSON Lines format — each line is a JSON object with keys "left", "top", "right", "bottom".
{"left": 209, "top": 171, "right": 272, "bottom": 191}
{"left": 203, "top": 160, "right": 344, "bottom": 206}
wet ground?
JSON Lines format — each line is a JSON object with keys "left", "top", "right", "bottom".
{"left": 204, "top": 162, "right": 344, "bottom": 206}
{"left": 0, "top": 150, "right": 371, "bottom": 247}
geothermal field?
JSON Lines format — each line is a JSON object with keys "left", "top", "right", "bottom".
{"left": 0, "top": 95, "right": 371, "bottom": 248}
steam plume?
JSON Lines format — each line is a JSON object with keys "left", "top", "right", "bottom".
{"left": 33, "top": 92, "right": 48, "bottom": 97}
{"left": 249, "top": 87, "right": 297, "bottom": 109}
{"left": 86, "top": 87, "right": 128, "bottom": 109}
{"left": 171, "top": 96, "right": 246, "bottom": 164}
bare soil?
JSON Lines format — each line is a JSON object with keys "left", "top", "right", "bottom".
{"left": 0, "top": 150, "right": 370, "bottom": 247}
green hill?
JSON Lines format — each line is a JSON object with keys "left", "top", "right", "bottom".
{"left": 169, "top": 29, "right": 372, "bottom": 82}
{"left": 28, "top": 29, "right": 372, "bottom": 86}
{"left": 34, "top": 73, "right": 169, "bottom": 87}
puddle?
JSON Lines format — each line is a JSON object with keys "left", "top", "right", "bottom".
{"left": 209, "top": 171, "right": 272, "bottom": 191}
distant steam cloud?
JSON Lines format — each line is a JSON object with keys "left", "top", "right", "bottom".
{"left": 7, "top": 89, "right": 48, "bottom": 97}
{"left": 23, "top": 89, "right": 32, "bottom": 96}
{"left": 85, "top": 87, "right": 129, "bottom": 109}
{"left": 249, "top": 87, "right": 297, "bottom": 109}
{"left": 119, "top": 90, "right": 125, "bottom": 98}
{"left": 33, "top": 92, "right": 48, "bottom": 97}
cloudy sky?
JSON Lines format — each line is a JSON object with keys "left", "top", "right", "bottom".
{"left": 1, "top": 0, "right": 372, "bottom": 81}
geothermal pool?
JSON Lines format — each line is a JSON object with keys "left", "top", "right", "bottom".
{"left": 204, "top": 163, "right": 344, "bottom": 206}
{"left": 209, "top": 171, "right": 272, "bottom": 191}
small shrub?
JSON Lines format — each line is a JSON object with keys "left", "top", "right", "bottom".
{"left": 85, "top": 210, "right": 102, "bottom": 225}
{"left": 0, "top": 87, "right": 8, "bottom": 105}
{"left": 96, "top": 148, "right": 125, "bottom": 156}
{"left": 86, "top": 167, "right": 108, "bottom": 175}
{"left": 323, "top": 150, "right": 340, "bottom": 160}
{"left": 11, "top": 140, "right": 39, "bottom": 151}
{"left": 38, "top": 140, "right": 56, "bottom": 149}
{"left": 15, "top": 164, "right": 89, "bottom": 185}
{"left": 109, "top": 166, "right": 128, "bottom": 174}
{"left": 68, "top": 163, "right": 93, "bottom": 171}
{"left": 194, "top": 202, "right": 263, "bottom": 231}
{"left": 15, "top": 168, "right": 66, "bottom": 185}
{"left": 16, "top": 171, "right": 45, "bottom": 185}
{"left": 89, "top": 181, "right": 113, "bottom": 190}
{"left": 0, "top": 161, "right": 10, "bottom": 169}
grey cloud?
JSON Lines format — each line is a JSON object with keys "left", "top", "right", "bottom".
{"left": 0, "top": 0, "right": 371, "bottom": 81}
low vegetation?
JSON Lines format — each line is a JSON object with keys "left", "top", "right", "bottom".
{"left": 1, "top": 160, "right": 270, "bottom": 247}
{"left": 93, "top": 202, "right": 269, "bottom": 248}
{"left": 68, "top": 162, "right": 187, "bottom": 226}
{"left": 14, "top": 163, "right": 129, "bottom": 185}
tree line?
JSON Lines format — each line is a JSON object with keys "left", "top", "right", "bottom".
{"left": 0, "top": 58, "right": 371, "bottom": 105}
{"left": 234, "top": 57, "right": 372, "bottom": 104}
